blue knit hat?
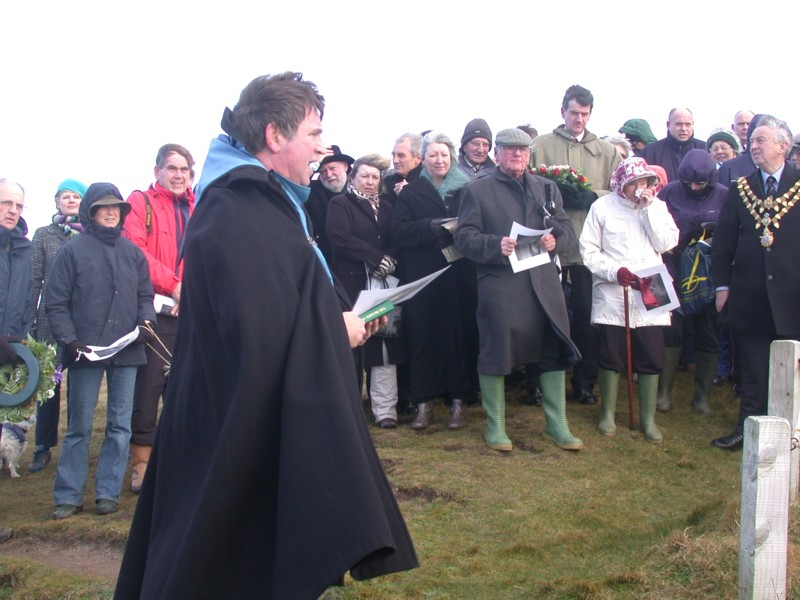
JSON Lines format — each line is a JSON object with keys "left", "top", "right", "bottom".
{"left": 55, "top": 178, "right": 88, "bottom": 198}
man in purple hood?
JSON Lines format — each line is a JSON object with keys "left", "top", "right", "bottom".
{"left": 657, "top": 150, "right": 728, "bottom": 416}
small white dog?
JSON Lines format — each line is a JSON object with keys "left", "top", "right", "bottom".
{"left": 1, "top": 416, "right": 35, "bottom": 478}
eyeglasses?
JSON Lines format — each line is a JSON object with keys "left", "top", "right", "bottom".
{"left": 0, "top": 200, "right": 24, "bottom": 213}
{"left": 500, "top": 146, "right": 530, "bottom": 155}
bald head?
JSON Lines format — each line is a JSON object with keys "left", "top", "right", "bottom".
{"left": 667, "top": 108, "right": 694, "bottom": 142}
{"left": 732, "top": 110, "right": 755, "bottom": 147}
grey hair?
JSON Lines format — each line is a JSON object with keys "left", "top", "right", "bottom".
{"left": 754, "top": 115, "right": 793, "bottom": 150}
{"left": 420, "top": 131, "right": 457, "bottom": 167}
{"left": 0, "top": 179, "right": 25, "bottom": 197}
{"left": 603, "top": 135, "right": 632, "bottom": 158}
{"left": 395, "top": 133, "right": 423, "bottom": 158}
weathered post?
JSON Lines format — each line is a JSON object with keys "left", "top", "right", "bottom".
{"left": 738, "top": 416, "right": 790, "bottom": 600}
{"left": 767, "top": 340, "right": 800, "bottom": 502}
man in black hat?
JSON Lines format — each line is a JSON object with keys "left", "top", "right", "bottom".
{"left": 457, "top": 118, "right": 495, "bottom": 180}
{"left": 307, "top": 144, "right": 353, "bottom": 261}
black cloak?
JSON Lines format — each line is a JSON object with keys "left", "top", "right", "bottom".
{"left": 114, "top": 165, "right": 417, "bottom": 599}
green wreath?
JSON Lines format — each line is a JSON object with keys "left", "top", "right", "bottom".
{"left": 0, "top": 336, "right": 59, "bottom": 422}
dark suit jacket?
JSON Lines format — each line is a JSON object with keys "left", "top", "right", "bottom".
{"left": 712, "top": 163, "right": 800, "bottom": 336}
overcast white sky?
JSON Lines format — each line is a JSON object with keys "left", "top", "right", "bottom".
{"left": 3, "top": 0, "right": 795, "bottom": 232}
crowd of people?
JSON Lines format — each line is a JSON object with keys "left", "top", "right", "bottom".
{"left": 1, "top": 75, "right": 799, "bottom": 596}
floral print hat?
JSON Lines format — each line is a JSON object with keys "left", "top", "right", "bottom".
{"left": 610, "top": 157, "right": 658, "bottom": 195}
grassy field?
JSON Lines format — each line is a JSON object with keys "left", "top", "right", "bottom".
{"left": 0, "top": 369, "right": 798, "bottom": 599}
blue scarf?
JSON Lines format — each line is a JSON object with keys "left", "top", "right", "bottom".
{"left": 195, "top": 134, "right": 332, "bottom": 283}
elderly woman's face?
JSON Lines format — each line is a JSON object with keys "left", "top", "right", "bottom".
{"left": 622, "top": 178, "right": 651, "bottom": 202}
{"left": 709, "top": 140, "right": 736, "bottom": 164}
{"left": 423, "top": 143, "right": 451, "bottom": 181}
{"left": 353, "top": 164, "right": 381, "bottom": 197}
{"left": 57, "top": 191, "right": 81, "bottom": 216}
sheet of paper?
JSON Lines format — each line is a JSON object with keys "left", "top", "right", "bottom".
{"left": 353, "top": 266, "right": 451, "bottom": 316}
{"left": 631, "top": 263, "right": 680, "bottom": 319}
{"left": 508, "top": 221, "right": 553, "bottom": 273}
{"left": 81, "top": 328, "right": 140, "bottom": 362}
{"left": 154, "top": 294, "right": 175, "bottom": 315}
{"left": 436, "top": 218, "right": 463, "bottom": 262}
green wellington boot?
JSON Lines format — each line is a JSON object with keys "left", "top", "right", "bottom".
{"left": 656, "top": 347, "right": 681, "bottom": 412}
{"left": 638, "top": 373, "right": 663, "bottom": 444}
{"left": 479, "top": 374, "right": 512, "bottom": 452}
{"left": 539, "top": 371, "right": 583, "bottom": 450}
{"left": 598, "top": 368, "right": 620, "bottom": 437}
{"left": 691, "top": 351, "right": 718, "bottom": 416}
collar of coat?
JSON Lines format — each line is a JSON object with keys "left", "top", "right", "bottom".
{"left": 551, "top": 125, "right": 609, "bottom": 158}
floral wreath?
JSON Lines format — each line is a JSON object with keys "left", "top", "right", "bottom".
{"left": 0, "top": 336, "right": 60, "bottom": 422}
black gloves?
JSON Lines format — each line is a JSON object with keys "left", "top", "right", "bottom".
{"left": 136, "top": 322, "right": 155, "bottom": 345}
{"left": 430, "top": 219, "right": 454, "bottom": 249}
{"left": 66, "top": 341, "right": 91, "bottom": 364}
{"left": 0, "top": 336, "right": 20, "bottom": 365}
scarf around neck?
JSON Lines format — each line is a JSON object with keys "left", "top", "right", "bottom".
{"left": 421, "top": 166, "right": 471, "bottom": 204}
{"left": 53, "top": 214, "right": 83, "bottom": 237}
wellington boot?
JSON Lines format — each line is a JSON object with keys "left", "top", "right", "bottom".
{"left": 447, "top": 398, "right": 467, "bottom": 429}
{"left": 598, "top": 369, "right": 620, "bottom": 437}
{"left": 638, "top": 374, "right": 663, "bottom": 444}
{"left": 539, "top": 371, "right": 583, "bottom": 450}
{"left": 411, "top": 401, "right": 433, "bottom": 430}
{"left": 691, "top": 352, "right": 718, "bottom": 416}
{"left": 479, "top": 375, "right": 512, "bottom": 451}
{"left": 130, "top": 443, "right": 152, "bottom": 495}
{"left": 657, "top": 347, "right": 681, "bottom": 412}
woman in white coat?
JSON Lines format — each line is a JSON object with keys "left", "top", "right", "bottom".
{"left": 579, "top": 157, "right": 678, "bottom": 443}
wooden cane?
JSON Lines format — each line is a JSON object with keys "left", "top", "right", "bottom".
{"left": 623, "top": 286, "right": 635, "bottom": 430}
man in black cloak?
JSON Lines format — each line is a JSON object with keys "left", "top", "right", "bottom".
{"left": 114, "top": 72, "right": 418, "bottom": 599}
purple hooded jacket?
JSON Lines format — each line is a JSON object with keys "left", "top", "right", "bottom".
{"left": 659, "top": 149, "right": 729, "bottom": 280}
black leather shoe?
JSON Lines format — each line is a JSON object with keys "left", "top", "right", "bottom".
{"left": 524, "top": 386, "right": 542, "bottom": 406}
{"left": 378, "top": 418, "right": 397, "bottom": 429}
{"left": 711, "top": 433, "right": 744, "bottom": 451}
{"left": 577, "top": 390, "right": 597, "bottom": 405}
{"left": 713, "top": 375, "right": 729, "bottom": 386}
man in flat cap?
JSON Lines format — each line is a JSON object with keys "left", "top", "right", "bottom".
{"left": 455, "top": 128, "right": 583, "bottom": 453}
{"left": 307, "top": 144, "right": 354, "bottom": 261}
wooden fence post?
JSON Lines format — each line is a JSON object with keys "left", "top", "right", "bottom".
{"left": 738, "top": 416, "right": 790, "bottom": 600}
{"left": 767, "top": 340, "right": 800, "bottom": 502}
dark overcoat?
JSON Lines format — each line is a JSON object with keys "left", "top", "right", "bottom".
{"left": 455, "top": 168, "right": 580, "bottom": 374}
{"left": 712, "top": 163, "right": 800, "bottom": 337}
{"left": 326, "top": 190, "right": 405, "bottom": 367}
{"left": 114, "top": 165, "right": 417, "bottom": 600}
{"left": 391, "top": 175, "right": 478, "bottom": 400}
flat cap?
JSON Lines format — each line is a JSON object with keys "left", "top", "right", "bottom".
{"left": 495, "top": 128, "right": 533, "bottom": 147}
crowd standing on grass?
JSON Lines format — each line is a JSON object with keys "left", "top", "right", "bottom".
{"left": 2, "top": 74, "right": 798, "bottom": 591}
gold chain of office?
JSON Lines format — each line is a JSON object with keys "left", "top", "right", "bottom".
{"left": 737, "top": 177, "right": 800, "bottom": 247}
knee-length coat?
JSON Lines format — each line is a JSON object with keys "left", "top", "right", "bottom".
{"left": 455, "top": 169, "right": 580, "bottom": 375}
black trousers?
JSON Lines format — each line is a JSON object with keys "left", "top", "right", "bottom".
{"left": 34, "top": 381, "right": 62, "bottom": 449}
{"left": 131, "top": 316, "right": 177, "bottom": 446}
{"left": 734, "top": 334, "right": 791, "bottom": 434}
{"left": 563, "top": 265, "right": 598, "bottom": 392}
{"left": 596, "top": 325, "right": 665, "bottom": 374}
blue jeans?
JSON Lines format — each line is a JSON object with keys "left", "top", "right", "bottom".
{"left": 53, "top": 365, "right": 136, "bottom": 506}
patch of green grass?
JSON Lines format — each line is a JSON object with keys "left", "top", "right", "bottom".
{"left": 1, "top": 370, "right": 798, "bottom": 598}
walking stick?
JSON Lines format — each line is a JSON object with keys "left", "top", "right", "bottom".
{"left": 623, "top": 285, "right": 635, "bottom": 430}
